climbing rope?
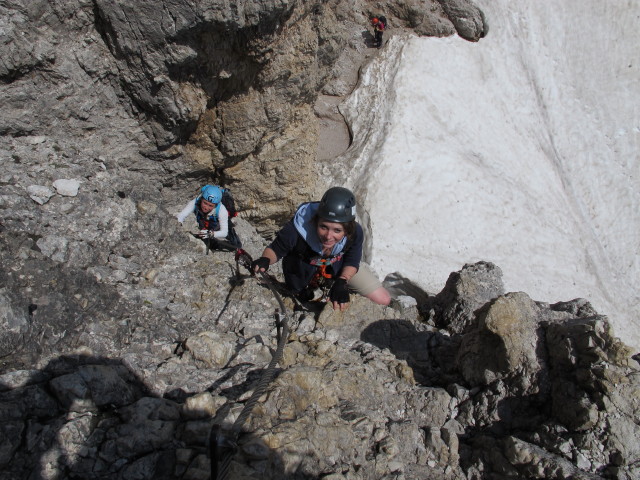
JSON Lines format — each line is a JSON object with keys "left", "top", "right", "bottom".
{"left": 202, "top": 241, "right": 291, "bottom": 480}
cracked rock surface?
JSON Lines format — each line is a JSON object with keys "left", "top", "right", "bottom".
{"left": 2, "top": 1, "right": 638, "bottom": 479}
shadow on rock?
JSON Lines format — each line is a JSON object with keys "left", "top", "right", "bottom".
{"left": 0, "top": 354, "right": 310, "bottom": 480}
{"left": 360, "top": 319, "right": 461, "bottom": 386}
{"left": 360, "top": 29, "right": 379, "bottom": 48}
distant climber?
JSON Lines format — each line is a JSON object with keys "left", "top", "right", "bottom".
{"left": 177, "top": 185, "right": 242, "bottom": 249}
{"left": 251, "top": 187, "right": 391, "bottom": 311}
{"left": 371, "top": 15, "right": 386, "bottom": 48}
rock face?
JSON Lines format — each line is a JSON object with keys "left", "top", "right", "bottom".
{"left": 1, "top": 262, "right": 639, "bottom": 479}
{"left": 4, "top": 1, "right": 637, "bottom": 480}
{"left": 437, "top": 0, "right": 489, "bottom": 41}
{"left": 426, "top": 261, "right": 505, "bottom": 334}
{"left": 0, "top": 0, "right": 488, "bottom": 233}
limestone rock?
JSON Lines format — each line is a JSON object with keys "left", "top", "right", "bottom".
{"left": 437, "top": 0, "right": 489, "bottom": 41}
{"left": 504, "top": 436, "right": 603, "bottom": 480}
{"left": 183, "top": 331, "right": 237, "bottom": 368}
{"left": 457, "top": 292, "right": 542, "bottom": 390}
{"left": 36, "top": 235, "right": 69, "bottom": 262}
{"left": 26, "top": 185, "right": 54, "bottom": 204}
{"left": 52, "top": 178, "right": 81, "bottom": 197}
{"left": 429, "top": 261, "right": 505, "bottom": 334}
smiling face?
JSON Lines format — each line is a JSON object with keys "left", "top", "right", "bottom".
{"left": 199, "top": 198, "right": 216, "bottom": 214}
{"left": 316, "top": 220, "right": 346, "bottom": 251}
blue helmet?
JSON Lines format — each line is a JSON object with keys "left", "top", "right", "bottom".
{"left": 200, "top": 185, "right": 222, "bottom": 204}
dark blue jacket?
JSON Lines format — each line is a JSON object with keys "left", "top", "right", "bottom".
{"left": 268, "top": 202, "right": 364, "bottom": 293}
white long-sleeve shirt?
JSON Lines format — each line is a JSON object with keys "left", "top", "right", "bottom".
{"left": 176, "top": 198, "right": 229, "bottom": 239}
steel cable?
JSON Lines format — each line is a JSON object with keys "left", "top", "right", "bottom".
{"left": 207, "top": 244, "right": 291, "bottom": 480}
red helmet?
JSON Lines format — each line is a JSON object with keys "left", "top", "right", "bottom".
{"left": 372, "top": 17, "right": 379, "bottom": 25}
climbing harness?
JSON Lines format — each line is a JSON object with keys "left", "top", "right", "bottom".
{"left": 302, "top": 263, "right": 335, "bottom": 302}
{"left": 201, "top": 239, "right": 291, "bottom": 480}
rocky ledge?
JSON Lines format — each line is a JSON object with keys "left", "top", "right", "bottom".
{"left": 1, "top": 259, "right": 639, "bottom": 479}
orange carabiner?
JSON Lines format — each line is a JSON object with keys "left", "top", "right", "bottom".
{"left": 318, "top": 264, "right": 332, "bottom": 279}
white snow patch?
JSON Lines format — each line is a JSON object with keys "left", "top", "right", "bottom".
{"left": 336, "top": 1, "right": 640, "bottom": 349}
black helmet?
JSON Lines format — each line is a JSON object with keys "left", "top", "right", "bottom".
{"left": 317, "top": 187, "right": 356, "bottom": 223}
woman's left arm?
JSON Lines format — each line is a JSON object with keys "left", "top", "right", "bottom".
{"left": 338, "top": 265, "right": 358, "bottom": 281}
{"left": 176, "top": 198, "right": 196, "bottom": 224}
{"left": 212, "top": 204, "right": 229, "bottom": 238}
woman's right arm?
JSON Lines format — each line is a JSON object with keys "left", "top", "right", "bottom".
{"left": 176, "top": 198, "right": 196, "bottom": 224}
{"left": 253, "top": 220, "right": 297, "bottom": 273}
{"left": 252, "top": 247, "right": 277, "bottom": 273}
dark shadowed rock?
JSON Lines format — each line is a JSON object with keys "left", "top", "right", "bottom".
{"left": 437, "top": 0, "right": 489, "bottom": 41}
{"left": 428, "top": 261, "right": 505, "bottom": 334}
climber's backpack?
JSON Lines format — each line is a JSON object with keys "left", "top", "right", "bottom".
{"left": 220, "top": 188, "right": 238, "bottom": 218}
{"left": 219, "top": 188, "right": 241, "bottom": 247}
{"left": 378, "top": 15, "right": 387, "bottom": 28}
